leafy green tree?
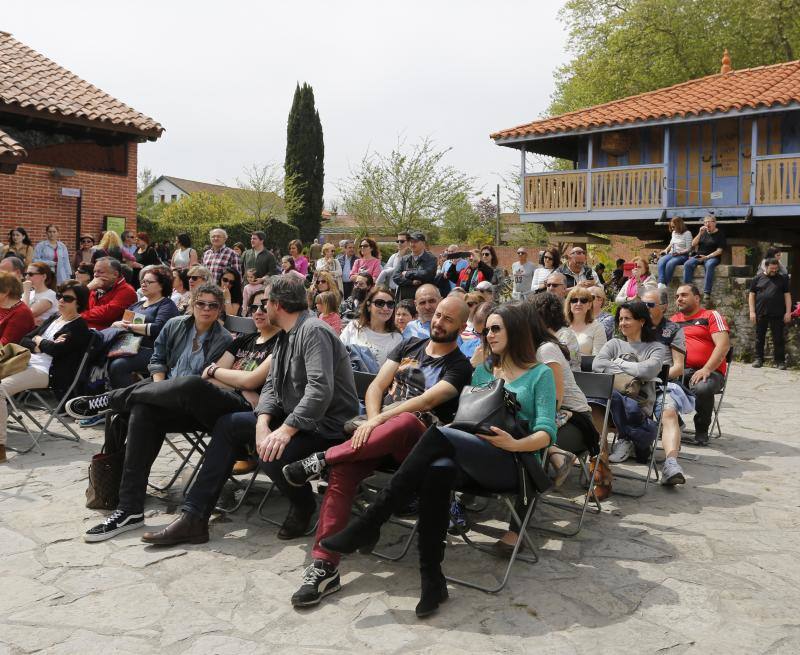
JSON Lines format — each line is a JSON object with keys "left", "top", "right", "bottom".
{"left": 285, "top": 83, "right": 324, "bottom": 244}
{"left": 551, "top": 0, "right": 800, "bottom": 115}
{"left": 340, "top": 137, "right": 475, "bottom": 235}
{"left": 440, "top": 193, "right": 479, "bottom": 243}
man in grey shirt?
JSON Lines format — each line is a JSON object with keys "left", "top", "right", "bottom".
{"left": 138, "top": 276, "right": 359, "bottom": 547}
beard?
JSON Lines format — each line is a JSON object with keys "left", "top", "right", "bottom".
{"left": 430, "top": 326, "right": 459, "bottom": 343}
{"left": 352, "top": 287, "right": 368, "bottom": 302}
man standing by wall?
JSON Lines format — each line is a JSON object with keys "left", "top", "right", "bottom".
{"left": 393, "top": 231, "right": 437, "bottom": 301}
{"left": 748, "top": 258, "right": 791, "bottom": 370}
{"left": 377, "top": 232, "right": 411, "bottom": 291}
{"left": 241, "top": 231, "right": 277, "bottom": 283}
{"left": 511, "top": 247, "right": 537, "bottom": 300}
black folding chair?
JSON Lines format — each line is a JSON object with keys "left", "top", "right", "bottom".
{"left": 711, "top": 346, "right": 733, "bottom": 439}
{"left": 223, "top": 314, "right": 257, "bottom": 335}
{"left": 530, "top": 370, "right": 615, "bottom": 537}
{"left": 7, "top": 331, "right": 102, "bottom": 454}
{"left": 608, "top": 364, "right": 670, "bottom": 497}
{"left": 580, "top": 355, "right": 595, "bottom": 372}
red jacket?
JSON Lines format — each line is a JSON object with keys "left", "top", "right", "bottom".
{"left": 81, "top": 277, "right": 138, "bottom": 330}
{"left": 0, "top": 301, "right": 35, "bottom": 346}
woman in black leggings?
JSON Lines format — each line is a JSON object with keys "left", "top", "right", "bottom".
{"left": 321, "top": 303, "right": 557, "bottom": 618}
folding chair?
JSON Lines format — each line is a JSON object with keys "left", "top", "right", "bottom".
{"left": 529, "top": 370, "right": 615, "bottom": 537}
{"left": 7, "top": 331, "right": 102, "bottom": 454}
{"left": 607, "top": 364, "right": 670, "bottom": 498}
{"left": 444, "top": 484, "right": 541, "bottom": 594}
{"left": 224, "top": 314, "right": 257, "bottom": 335}
{"left": 353, "top": 371, "right": 377, "bottom": 399}
{"left": 711, "top": 346, "right": 733, "bottom": 439}
{"left": 580, "top": 355, "right": 595, "bottom": 372}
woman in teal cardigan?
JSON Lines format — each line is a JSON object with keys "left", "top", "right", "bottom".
{"left": 321, "top": 302, "right": 557, "bottom": 618}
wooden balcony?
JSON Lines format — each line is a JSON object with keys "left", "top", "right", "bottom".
{"left": 524, "top": 165, "right": 663, "bottom": 213}
{"left": 754, "top": 155, "right": 800, "bottom": 205}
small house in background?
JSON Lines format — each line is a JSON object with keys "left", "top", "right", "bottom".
{"left": 0, "top": 30, "right": 163, "bottom": 248}
{"left": 491, "top": 50, "right": 800, "bottom": 294}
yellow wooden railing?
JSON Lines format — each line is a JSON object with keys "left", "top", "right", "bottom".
{"left": 591, "top": 166, "right": 663, "bottom": 209}
{"left": 524, "top": 171, "right": 586, "bottom": 212}
{"left": 755, "top": 156, "right": 800, "bottom": 205}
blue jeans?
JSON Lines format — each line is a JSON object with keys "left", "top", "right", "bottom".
{"left": 682, "top": 256, "right": 720, "bottom": 293}
{"left": 657, "top": 254, "right": 688, "bottom": 284}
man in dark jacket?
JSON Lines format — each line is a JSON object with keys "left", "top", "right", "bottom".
{"left": 139, "top": 276, "right": 359, "bottom": 547}
{"left": 748, "top": 258, "right": 791, "bottom": 369}
{"left": 393, "top": 231, "right": 437, "bottom": 301}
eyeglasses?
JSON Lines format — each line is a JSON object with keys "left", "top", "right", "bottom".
{"left": 396, "top": 239, "right": 407, "bottom": 244}
{"left": 188, "top": 275, "right": 205, "bottom": 281}
{"left": 56, "top": 293, "right": 76, "bottom": 302}
{"left": 25, "top": 271, "right": 41, "bottom": 277}
{"left": 140, "top": 279, "right": 156, "bottom": 286}
{"left": 360, "top": 244, "right": 370, "bottom": 249}
{"left": 570, "top": 297, "right": 590, "bottom": 304}
{"left": 370, "top": 299, "right": 396, "bottom": 309}
{"left": 545, "top": 282, "right": 564, "bottom": 288}
{"left": 221, "top": 277, "right": 235, "bottom": 285}
{"left": 482, "top": 325, "right": 503, "bottom": 336}
{"left": 194, "top": 300, "right": 221, "bottom": 310}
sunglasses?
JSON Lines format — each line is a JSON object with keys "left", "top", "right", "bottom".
{"left": 643, "top": 301, "right": 659, "bottom": 308}
{"left": 360, "top": 244, "right": 370, "bottom": 248}
{"left": 517, "top": 251, "right": 526, "bottom": 255}
{"left": 195, "top": 300, "right": 221, "bottom": 310}
{"left": 370, "top": 299, "right": 396, "bottom": 309}
{"left": 570, "top": 297, "right": 590, "bottom": 304}
{"left": 56, "top": 293, "right": 76, "bottom": 302}
{"left": 249, "top": 302, "right": 268, "bottom": 313}
{"left": 188, "top": 275, "right": 204, "bottom": 281}
{"left": 80, "top": 239, "right": 94, "bottom": 244}
{"left": 466, "top": 301, "right": 478, "bottom": 307}
{"left": 482, "top": 324, "right": 503, "bottom": 336}
{"left": 543, "top": 255, "right": 554, "bottom": 261}
{"left": 25, "top": 271, "right": 41, "bottom": 277}
{"left": 481, "top": 252, "right": 491, "bottom": 257}
{"left": 396, "top": 239, "right": 407, "bottom": 244}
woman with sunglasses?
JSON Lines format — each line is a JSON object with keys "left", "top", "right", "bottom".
{"left": 615, "top": 256, "right": 656, "bottom": 303}
{"left": 219, "top": 267, "right": 243, "bottom": 317}
{"left": 322, "top": 303, "right": 556, "bottom": 617}
{"left": 351, "top": 237, "right": 383, "bottom": 282}
{"left": 3, "top": 227, "right": 34, "bottom": 266}
{"left": 307, "top": 271, "right": 341, "bottom": 313}
{"left": 531, "top": 246, "right": 561, "bottom": 292}
{"left": 565, "top": 287, "right": 607, "bottom": 356}
{"left": 22, "top": 262, "right": 58, "bottom": 326}
{"left": 72, "top": 234, "right": 96, "bottom": 271}
{"left": 183, "top": 266, "right": 212, "bottom": 313}
{"left": 315, "top": 243, "right": 344, "bottom": 293}
{"left": 107, "top": 266, "right": 180, "bottom": 389}
{"left": 33, "top": 225, "right": 72, "bottom": 284}
{"left": 339, "top": 286, "right": 402, "bottom": 366}
{"left": 1, "top": 281, "right": 91, "bottom": 462}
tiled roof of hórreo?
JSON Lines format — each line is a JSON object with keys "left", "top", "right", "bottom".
{"left": 0, "top": 126, "right": 26, "bottom": 159}
{"left": 491, "top": 59, "right": 800, "bottom": 140}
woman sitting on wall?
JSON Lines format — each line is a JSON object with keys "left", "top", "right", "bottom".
{"left": 22, "top": 261, "right": 58, "bottom": 326}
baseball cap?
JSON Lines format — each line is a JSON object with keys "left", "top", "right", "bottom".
{"left": 408, "top": 231, "right": 426, "bottom": 242}
{"left": 476, "top": 281, "right": 493, "bottom": 291}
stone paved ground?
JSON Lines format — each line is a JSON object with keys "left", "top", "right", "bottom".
{"left": 2, "top": 363, "right": 799, "bottom": 654}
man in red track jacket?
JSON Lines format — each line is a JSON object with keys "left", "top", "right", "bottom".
{"left": 81, "top": 257, "right": 138, "bottom": 330}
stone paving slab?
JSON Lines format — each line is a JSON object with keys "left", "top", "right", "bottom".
{"left": 1, "top": 363, "right": 799, "bottom": 654}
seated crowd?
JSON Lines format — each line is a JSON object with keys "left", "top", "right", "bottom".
{"left": 0, "top": 221, "right": 760, "bottom": 619}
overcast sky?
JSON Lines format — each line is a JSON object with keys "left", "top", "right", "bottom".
{"left": 4, "top": 0, "right": 570, "bottom": 206}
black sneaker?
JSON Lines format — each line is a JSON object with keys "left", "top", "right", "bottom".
{"left": 84, "top": 509, "right": 144, "bottom": 542}
{"left": 283, "top": 452, "right": 326, "bottom": 487}
{"left": 291, "top": 560, "right": 341, "bottom": 607}
{"left": 752, "top": 359, "right": 763, "bottom": 368}
{"left": 66, "top": 392, "right": 111, "bottom": 420}
{"left": 694, "top": 432, "right": 709, "bottom": 447}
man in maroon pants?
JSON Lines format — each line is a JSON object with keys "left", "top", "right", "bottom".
{"left": 282, "top": 296, "right": 472, "bottom": 607}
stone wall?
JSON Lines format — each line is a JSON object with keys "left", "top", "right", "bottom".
{"left": 663, "top": 264, "right": 799, "bottom": 367}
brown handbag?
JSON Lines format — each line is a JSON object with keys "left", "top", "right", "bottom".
{"left": 0, "top": 343, "right": 31, "bottom": 379}
{"left": 85, "top": 413, "right": 127, "bottom": 509}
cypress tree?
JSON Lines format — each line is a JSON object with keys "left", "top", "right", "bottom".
{"left": 284, "top": 83, "right": 324, "bottom": 245}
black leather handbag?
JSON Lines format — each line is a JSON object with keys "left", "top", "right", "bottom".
{"left": 450, "top": 378, "right": 526, "bottom": 437}
{"left": 450, "top": 378, "right": 551, "bottom": 495}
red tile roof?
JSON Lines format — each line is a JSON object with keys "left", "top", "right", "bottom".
{"left": 0, "top": 31, "right": 163, "bottom": 139}
{"left": 0, "top": 126, "right": 26, "bottom": 159}
{"left": 491, "top": 59, "right": 800, "bottom": 140}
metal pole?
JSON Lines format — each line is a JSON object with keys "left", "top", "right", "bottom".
{"left": 75, "top": 191, "right": 83, "bottom": 252}
{"left": 496, "top": 183, "right": 501, "bottom": 244}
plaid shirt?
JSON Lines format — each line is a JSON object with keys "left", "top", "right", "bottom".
{"left": 202, "top": 246, "right": 241, "bottom": 283}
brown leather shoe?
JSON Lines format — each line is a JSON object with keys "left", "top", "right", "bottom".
{"left": 0, "top": 445, "right": 6, "bottom": 463}
{"left": 232, "top": 458, "right": 257, "bottom": 475}
{"left": 141, "top": 511, "right": 209, "bottom": 546}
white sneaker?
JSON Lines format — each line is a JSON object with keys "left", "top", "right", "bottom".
{"left": 657, "top": 283, "right": 667, "bottom": 289}
{"left": 608, "top": 439, "right": 635, "bottom": 463}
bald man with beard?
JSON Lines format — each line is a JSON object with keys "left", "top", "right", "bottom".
{"left": 282, "top": 296, "right": 474, "bottom": 608}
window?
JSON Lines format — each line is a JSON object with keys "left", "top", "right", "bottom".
{"left": 171, "top": 194, "right": 178, "bottom": 202}
{"left": 160, "top": 195, "right": 165, "bottom": 203}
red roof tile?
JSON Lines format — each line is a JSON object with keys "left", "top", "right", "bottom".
{"left": 0, "top": 126, "right": 26, "bottom": 159}
{"left": 491, "top": 60, "right": 800, "bottom": 140}
{"left": 0, "top": 31, "right": 163, "bottom": 138}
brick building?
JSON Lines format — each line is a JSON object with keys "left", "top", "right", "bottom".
{"left": 0, "top": 30, "right": 163, "bottom": 256}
